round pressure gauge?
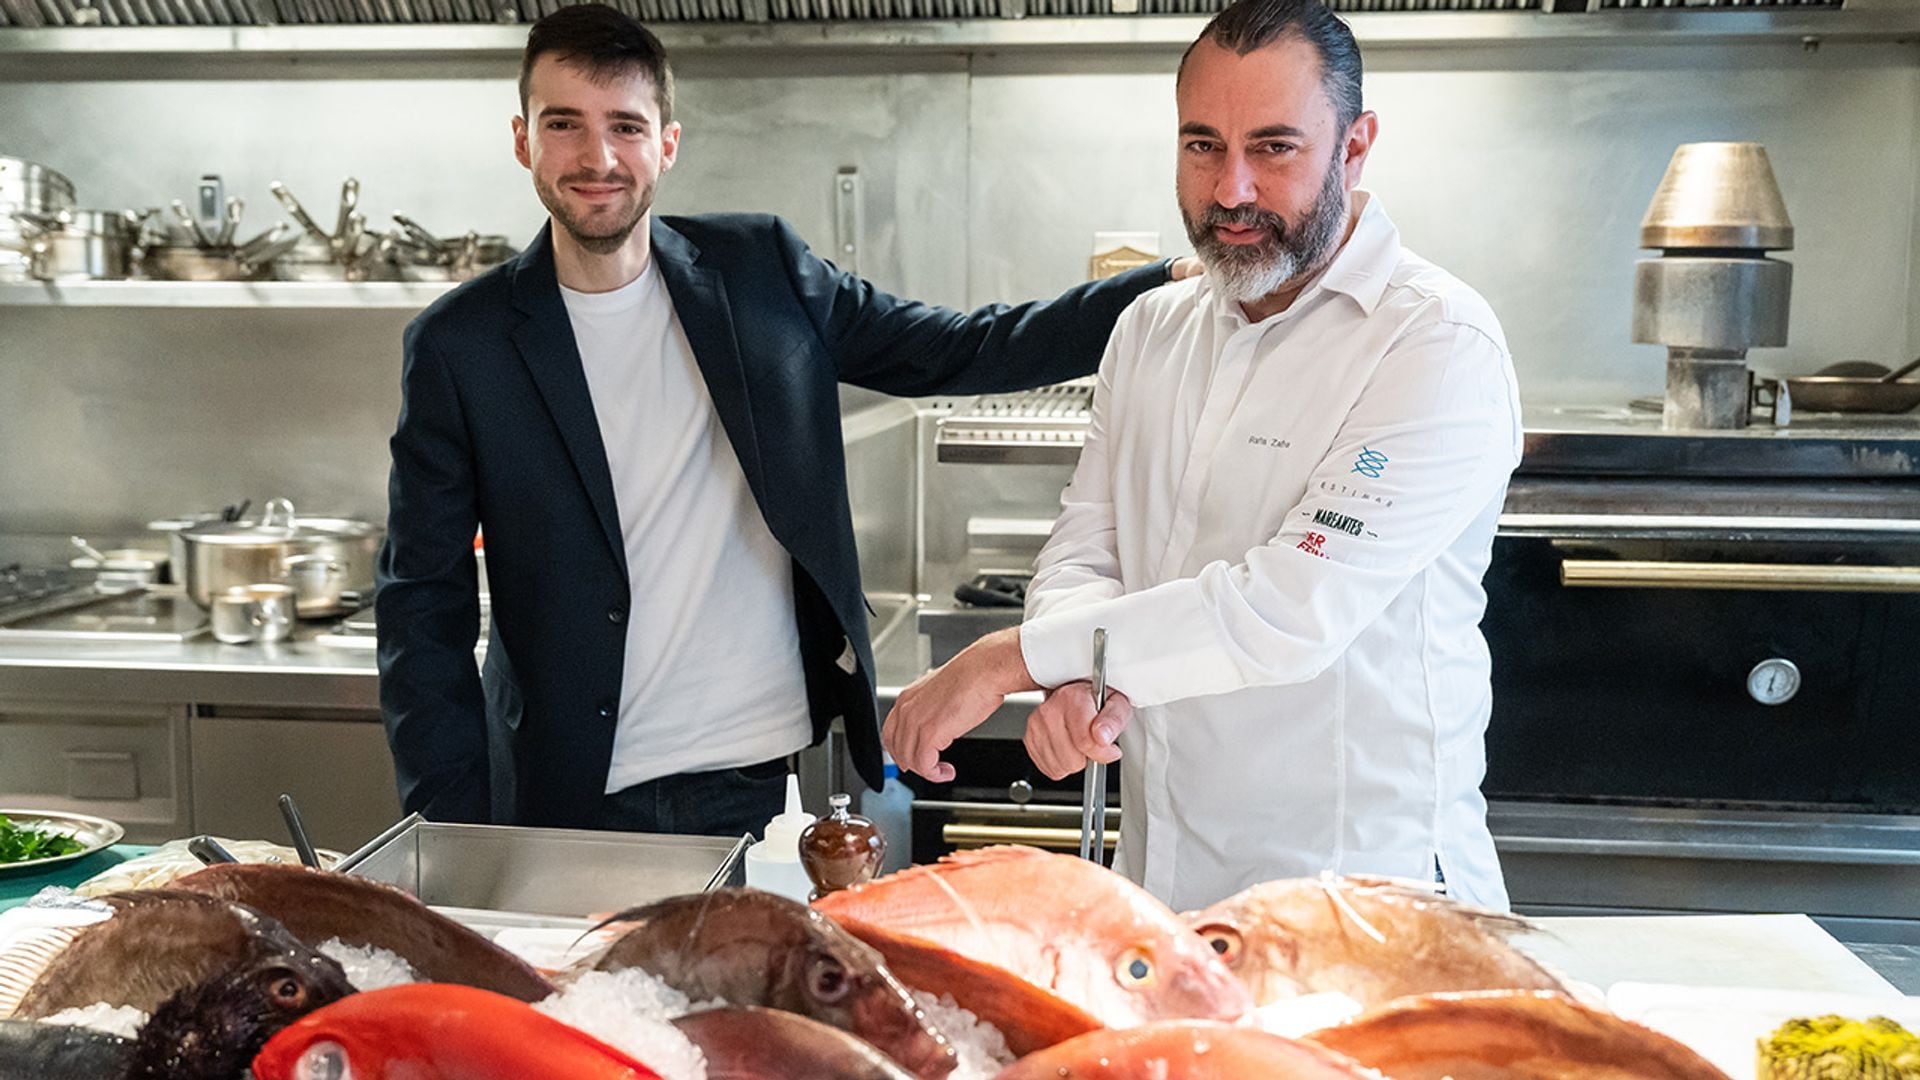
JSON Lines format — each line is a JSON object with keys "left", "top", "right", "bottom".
{"left": 1747, "top": 658, "right": 1801, "bottom": 706}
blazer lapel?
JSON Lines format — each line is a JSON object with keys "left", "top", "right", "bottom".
{"left": 651, "top": 219, "right": 770, "bottom": 514}
{"left": 508, "top": 225, "right": 627, "bottom": 574}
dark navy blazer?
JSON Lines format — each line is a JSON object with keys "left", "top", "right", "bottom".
{"left": 375, "top": 213, "right": 1169, "bottom": 827}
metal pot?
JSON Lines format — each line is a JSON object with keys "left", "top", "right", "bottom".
{"left": 1, "top": 157, "right": 77, "bottom": 283}
{"left": 178, "top": 498, "right": 382, "bottom": 618}
{"left": 18, "top": 209, "right": 143, "bottom": 281}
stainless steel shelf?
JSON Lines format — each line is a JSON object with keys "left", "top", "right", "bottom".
{"left": 0, "top": 279, "right": 457, "bottom": 309}
{"left": 0, "top": 5, "right": 1914, "bottom": 64}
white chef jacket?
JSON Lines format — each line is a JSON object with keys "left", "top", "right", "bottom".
{"left": 1019, "top": 192, "right": 1523, "bottom": 913}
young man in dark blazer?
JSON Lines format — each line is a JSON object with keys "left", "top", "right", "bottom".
{"left": 376, "top": 2, "right": 1192, "bottom": 837}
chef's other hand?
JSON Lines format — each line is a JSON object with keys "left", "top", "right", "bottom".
{"left": 1025, "top": 682, "right": 1132, "bottom": 781}
{"left": 884, "top": 627, "right": 1039, "bottom": 783}
{"left": 1170, "top": 256, "right": 1205, "bottom": 281}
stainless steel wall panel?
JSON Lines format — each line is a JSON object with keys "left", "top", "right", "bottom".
{"left": 966, "top": 44, "right": 1920, "bottom": 407}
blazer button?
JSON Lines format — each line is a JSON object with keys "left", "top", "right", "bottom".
{"left": 597, "top": 703, "right": 613, "bottom": 719}
{"left": 608, "top": 607, "right": 626, "bottom": 624}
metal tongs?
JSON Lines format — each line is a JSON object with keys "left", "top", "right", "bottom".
{"left": 1079, "top": 626, "right": 1109, "bottom": 863}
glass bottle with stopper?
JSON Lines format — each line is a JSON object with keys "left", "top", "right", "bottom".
{"left": 799, "top": 793, "right": 886, "bottom": 900}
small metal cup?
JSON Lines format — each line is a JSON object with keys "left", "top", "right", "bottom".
{"left": 211, "top": 584, "right": 296, "bottom": 644}
{"left": 283, "top": 554, "right": 346, "bottom": 619}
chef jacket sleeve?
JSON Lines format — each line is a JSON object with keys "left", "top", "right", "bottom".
{"left": 772, "top": 217, "right": 1173, "bottom": 398}
{"left": 1025, "top": 328, "right": 1127, "bottom": 623}
{"left": 1019, "top": 314, "right": 1522, "bottom": 707}
{"left": 375, "top": 318, "right": 492, "bottom": 824}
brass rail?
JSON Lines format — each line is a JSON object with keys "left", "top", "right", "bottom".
{"left": 1559, "top": 560, "right": 1920, "bottom": 593}
{"left": 944, "top": 823, "right": 1117, "bottom": 850}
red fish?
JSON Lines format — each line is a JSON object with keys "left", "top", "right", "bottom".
{"left": 1304, "top": 990, "right": 1732, "bottom": 1079}
{"left": 249, "top": 983, "right": 666, "bottom": 1080}
{"left": 991, "top": 1020, "right": 1377, "bottom": 1078}
{"left": 816, "top": 847, "right": 1249, "bottom": 1030}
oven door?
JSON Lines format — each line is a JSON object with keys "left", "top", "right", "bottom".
{"left": 1481, "top": 521, "right": 1920, "bottom": 938}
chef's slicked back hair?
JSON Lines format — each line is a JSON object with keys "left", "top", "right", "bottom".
{"left": 1179, "top": 0, "right": 1363, "bottom": 133}
{"left": 519, "top": 2, "right": 675, "bottom": 124}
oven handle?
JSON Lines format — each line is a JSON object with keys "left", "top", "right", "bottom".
{"left": 1497, "top": 835, "right": 1920, "bottom": 866}
{"left": 944, "top": 823, "right": 1117, "bottom": 851}
{"left": 1559, "top": 559, "right": 1920, "bottom": 593}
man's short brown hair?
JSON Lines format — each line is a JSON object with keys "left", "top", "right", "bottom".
{"left": 518, "top": 2, "right": 676, "bottom": 124}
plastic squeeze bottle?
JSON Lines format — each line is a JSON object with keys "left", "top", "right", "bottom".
{"left": 744, "top": 773, "right": 816, "bottom": 903}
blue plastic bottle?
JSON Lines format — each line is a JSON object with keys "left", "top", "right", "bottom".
{"left": 864, "top": 755, "right": 915, "bottom": 874}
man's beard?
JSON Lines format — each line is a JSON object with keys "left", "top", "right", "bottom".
{"left": 1182, "top": 154, "right": 1350, "bottom": 304}
{"left": 535, "top": 168, "right": 653, "bottom": 255}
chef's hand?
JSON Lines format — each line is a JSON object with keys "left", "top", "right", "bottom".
{"left": 1025, "top": 682, "right": 1132, "bottom": 781}
{"left": 1170, "top": 256, "right": 1204, "bottom": 281}
{"left": 884, "top": 627, "right": 1039, "bottom": 783}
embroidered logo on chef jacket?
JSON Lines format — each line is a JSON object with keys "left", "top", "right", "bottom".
{"left": 1350, "top": 446, "right": 1390, "bottom": 479}
{"left": 1318, "top": 480, "right": 1395, "bottom": 508}
{"left": 1295, "top": 531, "right": 1330, "bottom": 558}
{"left": 1311, "top": 508, "right": 1374, "bottom": 538}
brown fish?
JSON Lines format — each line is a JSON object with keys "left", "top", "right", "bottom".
{"left": 123, "top": 952, "right": 354, "bottom": 1079}
{"left": 1186, "top": 876, "right": 1564, "bottom": 1008}
{"left": 1305, "top": 990, "right": 1732, "bottom": 1079}
{"left": 173, "top": 862, "right": 553, "bottom": 1002}
{"left": 592, "top": 888, "right": 957, "bottom": 1079}
{"left": 991, "top": 1020, "right": 1377, "bottom": 1079}
{"left": 14, "top": 890, "right": 349, "bottom": 1020}
{"left": 674, "top": 1006, "right": 919, "bottom": 1079}
{"left": 816, "top": 846, "right": 1250, "bottom": 1029}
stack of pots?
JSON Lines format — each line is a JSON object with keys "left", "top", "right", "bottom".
{"left": 1, "top": 157, "right": 76, "bottom": 282}
{"left": 177, "top": 498, "right": 383, "bottom": 622}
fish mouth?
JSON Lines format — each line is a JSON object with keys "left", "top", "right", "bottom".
{"left": 851, "top": 993, "right": 958, "bottom": 1079}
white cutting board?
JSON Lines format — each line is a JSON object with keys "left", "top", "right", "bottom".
{"left": 1605, "top": 982, "right": 1920, "bottom": 1080}
{"left": 1517, "top": 914, "right": 1899, "bottom": 997}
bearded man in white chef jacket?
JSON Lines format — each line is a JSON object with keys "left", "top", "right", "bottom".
{"left": 884, "top": 0, "right": 1523, "bottom": 912}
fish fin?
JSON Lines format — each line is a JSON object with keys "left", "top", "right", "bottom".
{"left": 0, "top": 924, "right": 87, "bottom": 1019}
{"left": 934, "top": 846, "right": 1051, "bottom": 870}
{"left": 831, "top": 915, "right": 1100, "bottom": 1058}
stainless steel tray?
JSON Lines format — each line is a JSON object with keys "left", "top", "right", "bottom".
{"left": 336, "top": 814, "right": 748, "bottom": 920}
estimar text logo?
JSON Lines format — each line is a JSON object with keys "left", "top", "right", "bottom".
{"left": 1350, "top": 446, "right": 1389, "bottom": 479}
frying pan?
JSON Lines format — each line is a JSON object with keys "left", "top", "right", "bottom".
{"left": 1786, "top": 355, "right": 1920, "bottom": 414}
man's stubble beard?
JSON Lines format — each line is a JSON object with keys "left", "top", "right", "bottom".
{"left": 536, "top": 169, "right": 656, "bottom": 255}
{"left": 1183, "top": 151, "right": 1350, "bottom": 305}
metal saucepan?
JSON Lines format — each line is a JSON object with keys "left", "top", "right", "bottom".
{"left": 16, "top": 208, "right": 147, "bottom": 281}
{"left": 1785, "top": 356, "right": 1920, "bottom": 414}
{"left": 178, "top": 498, "right": 382, "bottom": 618}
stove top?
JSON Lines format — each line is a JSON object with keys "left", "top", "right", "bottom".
{"left": 0, "top": 580, "right": 209, "bottom": 643}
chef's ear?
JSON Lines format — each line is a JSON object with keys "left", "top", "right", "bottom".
{"left": 660, "top": 120, "right": 682, "bottom": 173}
{"left": 1340, "top": 111, "right": 1379, "bottom": 190}
{"left": 512, "top": 114, "right": 532, "bottom": 171}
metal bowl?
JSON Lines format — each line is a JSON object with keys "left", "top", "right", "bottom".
{"left": 0, "top": 808, "right": 124, "bottom": 875}
{"left": 1784, "top": 376, "right": 1920, "bottom": 415}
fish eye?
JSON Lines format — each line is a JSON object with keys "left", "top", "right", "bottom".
{"left": 807, "top": 955, "right": 851, "bottom": 1003}
{"left": 273, "top": 976, "right": 308, "bottom": 1006}
{"left": 1195, "top": 924, "right": 1244, "bottom": 966}
{"left": 1116, "top": 947, "right": 1156, "bottom": 988}
{"left": 295, "top": 1040, "right": 353, "bottom": 1080}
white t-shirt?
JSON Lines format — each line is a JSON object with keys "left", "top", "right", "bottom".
{"left": 561, "top": 262, "right": 813, "bottom": 793}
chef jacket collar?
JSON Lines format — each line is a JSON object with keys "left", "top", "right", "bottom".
{"left": 1206, "top": 189, "right": 1397, "bottom": 327}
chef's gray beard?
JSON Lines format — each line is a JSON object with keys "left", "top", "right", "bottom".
{"left": 1184, "top": 154, "right": 1349, "bottom": 304}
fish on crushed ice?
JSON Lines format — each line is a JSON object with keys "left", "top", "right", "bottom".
{"left": 591, "top": 888, "right": 956, "bottom": 1079}
{"left": 174, "top": 863, "right": 552, "bottom": 1001}
{"left": 989, "top": 1020, "right": 1379, "bottom": 1079}
{"left": 816, "top": 847, "right": 1249, "bottom": 1030}
{"left": 1304, "top": 989, "right": 1732, "bottom": 1079}
{"left": 250, "top": 983, "right": 667, "bottom": 1080}
{"left": 13, "top": 890, "right": 349, "bottom": 1021}
{"left": 1185, "top": 875, "right": 1565, "bottom": 1009}
{"left": 674, "top": 1006, "right": 921, "bottom": 1079}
